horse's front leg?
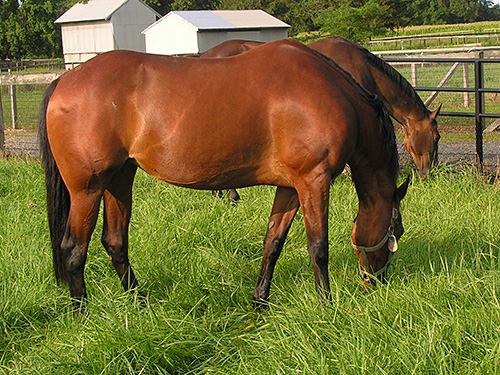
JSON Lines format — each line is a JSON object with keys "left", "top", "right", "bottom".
{"left": 253, "top": 187, "right": 299, "bottom": 304}
{"left": 296, "top": 176, "right": 332, "bottom": 300}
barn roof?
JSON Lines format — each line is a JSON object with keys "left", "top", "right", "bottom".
{"left": 55, "top": 0, "right": 160, "bottom": 24}
{"left": 143, "top": 10, "right": 289, "bottom": 32}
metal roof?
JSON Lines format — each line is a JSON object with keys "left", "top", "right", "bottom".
{"left": 55, "top": 0, "right": 159, "bottom": 24}
{"left": 145, "top": 10, "right": 289, "bottom": 32}
{"left": 214, "top": 10, "right": 289, "bottom": 29}
{"left": 173, "top": 10, "right": 234, "bottom": 29}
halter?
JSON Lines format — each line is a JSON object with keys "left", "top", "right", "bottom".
{"left": 351, "top": 208, "right": 399, "bottom": 283}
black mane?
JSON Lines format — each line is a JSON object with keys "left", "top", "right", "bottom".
{"left": 355, "top": 42, "right": 430, "bottom": 115}
{"left": 314, "top": 49, "right": 399, "bottom": 180}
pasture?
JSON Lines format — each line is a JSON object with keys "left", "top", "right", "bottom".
{"left": 1, "top": 158, "right": 499, "bottom": 374}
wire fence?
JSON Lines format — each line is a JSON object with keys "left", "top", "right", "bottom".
{"left": 1, "top": 84, "right": 47, "bottom": 129}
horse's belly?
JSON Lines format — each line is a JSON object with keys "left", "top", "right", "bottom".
{"left": 131, "top": 143, "right": 289, "bottom": 190}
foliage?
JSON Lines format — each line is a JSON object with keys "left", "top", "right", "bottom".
{"left": 409, "top": 0, "right": 500, "bottom": 25}
{"left": 142, "top": 0, "right": 175, "bottom": 15}
{"left": 0, "top": 0, "right": 64, "bottom": 59}
{"left": 316, "top": 0, "right": 388, "bottom": 43}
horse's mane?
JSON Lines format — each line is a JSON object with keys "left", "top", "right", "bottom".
{"left": 314, "top": 50, "right": 399, "bottom": 179}
{"left": 354, "top": 41, "right": 429, "bottom": 116}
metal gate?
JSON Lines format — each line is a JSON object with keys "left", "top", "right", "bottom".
{"left": 385, "top": 57, "right": 500, "bottom": 170}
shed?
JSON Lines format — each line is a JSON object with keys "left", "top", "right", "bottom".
{"left": 55, "top": 0, "right": 161, "bottom": 66}
{"left": 142, "top": 10, "right": 289, "bottom": 55}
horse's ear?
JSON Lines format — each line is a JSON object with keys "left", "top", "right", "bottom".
{"left": 430, "top": 103, "right": 442, "bottom": 121}
{"left": 397, "top": 176, "right": 410, "bottom": 202}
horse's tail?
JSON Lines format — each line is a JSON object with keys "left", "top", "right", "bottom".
{"left": 38, "top": 78, "right": 70, "bottom": 285}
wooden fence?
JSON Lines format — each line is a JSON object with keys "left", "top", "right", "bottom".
{"left": 369, "top": 31, "right": 500, "bottom": 50}
{"left": 0, "top": 59, "right": 64, "bottom": 73}
{"left": 0, "top": 73, "right": 62, "bottom": 155}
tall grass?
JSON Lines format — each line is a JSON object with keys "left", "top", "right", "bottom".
{"left": 385, "top": 21, "right": 500, "bottom": 38}
{"left": 0, "top": 159, "right": 499, "bottom": 374}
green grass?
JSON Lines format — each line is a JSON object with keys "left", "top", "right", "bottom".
{"left": 369, "top": 21, "right": 500, "bottom": 51}
{"left": 384, "top": 21, "right": 500, "bottom": 38}
{"left": 1, "top": 159, "right": 499, "bottom": 374}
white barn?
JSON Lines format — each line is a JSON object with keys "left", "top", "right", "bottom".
{"left": 142, "top": 10, "right": 290, "bottom": 55}
{"left": 55, "top": 0, "right": 161, "bottom": 65}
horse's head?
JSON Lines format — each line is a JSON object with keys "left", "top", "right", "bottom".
{"left": 403, "top": 105, "right": 441, "bottom": 178}
{"left": 352, "top": 177, "right": 409, "bottom": 285}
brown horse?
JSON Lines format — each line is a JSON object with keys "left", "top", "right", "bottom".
{"left": 203, "top": 38, "right": 441, "bottom": 176}
{"left": 39, "top": 40, "right": 408, "bottom": 310}
{"left": 309, "top": 37, "right": 441, "bottom": 177}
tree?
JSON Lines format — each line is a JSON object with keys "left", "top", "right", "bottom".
{"left": 0, "top": 0, "right": 20, "bottom": 58}
{"left": 142, "top": 0, "right": 175, "bottom": 15}
{"left": 316, "top": 0, "right": 387, "bottom": 43}
{"left": 171, "top": 0, "right": 220, "bottom": 10}
{"left": 0, "top": 0, "right": 65, "bottom": 59}
{"left": 1, "top": 0, "right": 500, "bottom": 59}
{"left": 376, "top": 0, "right": 413, "bottom": 30}
{"left": 18, "top": 0, "right": 62, "bottom": 58}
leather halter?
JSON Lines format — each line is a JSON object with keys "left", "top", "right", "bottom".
{"left": 351, "top": 208, "right": 399, "bottom": 283}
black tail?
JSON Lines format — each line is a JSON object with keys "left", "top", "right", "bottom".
{"left": 38, "top": 78, "right": 70, "bottom": 284}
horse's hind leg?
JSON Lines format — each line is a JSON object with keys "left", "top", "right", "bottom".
{"left": 227, "top": 189, "right": 240, "bottom": 202}
{"left": 253, "top": 187, "right": 299, "bottom": 303}
{"left": 101, "top": 162, "right": 138, "bottom": 292}
{"left": 63, "top": 191, "right": 103, "bottom": 309}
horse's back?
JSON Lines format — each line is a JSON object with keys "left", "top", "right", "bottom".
{"left": 309, "top": 37, "right": 378, "bottom": 90}
{"left": 201, "top": 40, "right": 265, "bottom": 57}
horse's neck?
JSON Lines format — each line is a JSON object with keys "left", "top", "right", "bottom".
{"left": 369, "top": 65, "right": 428, "bottom": 126}
{"left": 351, "top": 175, "right": 395, "bottom": 246}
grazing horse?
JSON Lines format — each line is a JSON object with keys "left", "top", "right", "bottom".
{"left": 309, "top": 37, "right": 441, "bottom": 177}
{"left": 203, "top": 38, "right": 441, "bottom": 176}
{"left": 39, "top": 40, "right": 408, "bottom": 310}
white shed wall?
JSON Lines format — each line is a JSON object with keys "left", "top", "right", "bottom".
{"left": 257, "top": 28, "right": 288, "bottom": 42}
{"left": 144, "top": 14, "right": 199, "bottom": 55}
{"left": 112, "top": 0, "right": 158, "bottom": 52}
{"left": 60, "top": 21, "right": 114, "bottom": 63}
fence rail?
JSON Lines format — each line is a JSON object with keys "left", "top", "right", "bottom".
{"left": 370, "top": 32, "right": 500, "bottom": 50}
{"left": 0, "top": 59, "right": 64, "bottom": 73}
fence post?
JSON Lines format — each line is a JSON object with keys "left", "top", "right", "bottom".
{"left": 463, "top": 63, "right": 470, "bottom": 107}
{"left": 0, "top": 87, "right": 4, "bottom": 156}
{"left": 7, "top": 69, "right": 18, "bottom": 129}
{"left": 474, "top": 59, "right": 484, "bottom": 171}
{"left": 411, "top": 63, "right": 417, "bottom": 86}
{"left": 9, "top": 84, "right": 18, "bottom": 129}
